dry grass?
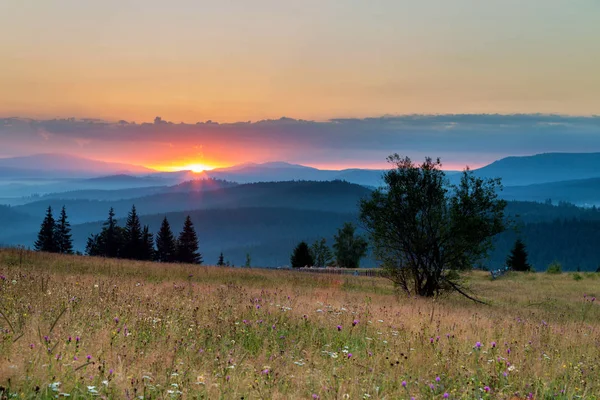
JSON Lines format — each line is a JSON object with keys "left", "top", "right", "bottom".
{"left": 1, "top": 248, "right": 599, "bottom": 399}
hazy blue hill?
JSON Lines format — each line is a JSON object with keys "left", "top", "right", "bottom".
{"left": 13, "top": 180, "right": 372, "bottom": 224}
{"left": 0, "top": 153, "right": 155, "bottom": 177}
{"left": 502, "top": 177, "right": 600, "bottom": 205}
{"left": 474, "top": 152, "right": 600, "bottom": 186}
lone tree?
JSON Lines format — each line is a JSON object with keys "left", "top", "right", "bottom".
{"left": 290, "top": 241, "right": 314, "bottom": 268}
{"left": 310, "top": 238, "right": 333, "bottom": 268}
{"left": 360, "top": 154, "right": 507, "bottom": 299}
{"left": 333, "top": 223, "right": 368, "bottom": 269}
{"left": 155, "top": 217, "right": 177, "bottom": 262}
{"left": 35, "top": 206, "right": 58, "bottom": 253}
{"left": 506, "top": 238, "right": 532, "bottom": 272}
{"left": 176, "top": 216, "right": 202, "bottom": 264}
{"left": 54, "top": 206, "right": 73, "bottom": 254}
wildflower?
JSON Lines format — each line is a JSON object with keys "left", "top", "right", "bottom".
{"left": 475, "top": 341, "right": 482, "bottom": 349}
{"left": 226, "top": 375, "right": 230, "bottom": 382}
{"left": 401, "top": 381, "right": 407, "bottom": 388}
{"left": 443, "top": 394, "right": 449, "bottom": 399}
{"left": 592, "top": 297, "right": 596, "bottom": 302}
{"left": 109, "top": 369, "right": 114, "bottom": 375}
{"left": 337, "top": 325, "right": 342, "bottom": 331}
{"left": 76, "top": 336, "right": 80, "bottom": 343}
{"left": 435, "top": 376, "right": 441, "bottom": 382}
{"left": 256, "top": 305, "right": 261, "bottom": 309}
{"left": 262, "top": 368, "right": 269, "bottom": 374}
{"left": 86, "top": 355, "right": 92, "bottom": 361}
{"left": 114, "top": 317, "right": 119, "bottom": 324}
{"left": 74, "top": 356, "right": 78, "bottom": 361}
{"left": 312, "top": 395, "right": 320, "bottom": 399}
{"left": 483, "top": 386, "right": 491, "bottom": 392}
{"left": 347, "top": 353, "right": 353, "bottom": 359}
{"left": 29, "top": 343, "right": 34, "bottom": 349}
{"left": 352, "top": 319, "right": 359, "bottom": 326}
{"left": 491, "top": 341, "right": 496, "bottom": 348}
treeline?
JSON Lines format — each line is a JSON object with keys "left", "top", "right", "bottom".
{"left": 491, "top": 217, "right": 600, "bottom": 271}
{"left": 85, "top": 206, "right": 202, "bottom": 264}
{"left": 289, "top": 222, "right": 369, "bottom": 269}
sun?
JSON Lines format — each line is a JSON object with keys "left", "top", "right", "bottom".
{"left": 183, "top": 163, "right": 214, "bottom": 173}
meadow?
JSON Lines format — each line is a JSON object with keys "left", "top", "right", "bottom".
{"left": 1, "top": 248, "right": 599, "bottom": 399}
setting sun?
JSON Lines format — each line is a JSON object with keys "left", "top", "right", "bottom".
{"left": 184, "top": 163, "right": 214, "bottom": 173}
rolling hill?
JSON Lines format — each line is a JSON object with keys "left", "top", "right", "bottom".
{"left": 473, "top": 152, "right": 600, "bottom": 186}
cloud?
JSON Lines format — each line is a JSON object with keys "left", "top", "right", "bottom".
{"left": 1, "top": 114, "right": 599, "bottom": 168}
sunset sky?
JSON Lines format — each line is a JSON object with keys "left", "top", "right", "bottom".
{"left": 1, "top": 1, "right": 599, "bottom": 170}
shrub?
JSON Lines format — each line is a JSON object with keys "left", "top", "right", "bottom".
{"left": 572, "top": 273, "right": 583, "bottom": 281}
{"left": 546, "top": 261, "right": 563, "bottom": 274}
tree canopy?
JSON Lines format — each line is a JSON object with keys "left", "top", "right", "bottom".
{"left": 332, "top": 223, "right": 368, "bottom": 268}
{"left": 360, "top": 154, "right": 507, "bottom": 299}
{"left": 291, "top": 241, "right": 313, "bottom": 268}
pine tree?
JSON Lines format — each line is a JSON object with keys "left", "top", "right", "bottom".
{"left": 217, "top": 252, "right": 225, "bottom": 266}
{"left": 101, "top": 207, "right": 122, "bottom": 258}
{"left": 290, "top": 241, "right": 313, "bottom": 268}
{"left": 506, "top": 238, "right": 532, "bottom": 272}
{"left": 245, "top": 253, "right": 252, "bottom": 268}
{"left": 140, "top": 225, "right": 155, "bottom": 261}
{"left": 54, "top": 206, "right": 73, "bottom": 254}
{"left": 155, "top": 217, "right": 177, "bottom": 262}
{"left": 85, "top": 233, "right": 101, "bottom": 256}
{"left": 123, "top": 205, "right": 143, "bottom": 259}
{"left": 176, "top": 216, "right": 202, "bottom": 264}
{"left": 34, "top": 206, "right": 58, "bottom": 252}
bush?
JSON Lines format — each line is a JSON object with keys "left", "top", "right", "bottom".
{"left": 572, "top": 273, "right": 583, "bottom": 281}
{"left": 546, "top": 261, "right": 563, "bottom": 274}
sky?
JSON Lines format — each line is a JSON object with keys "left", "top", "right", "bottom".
{"left": 1, "top": 1, "right": 599, "bottom": 170}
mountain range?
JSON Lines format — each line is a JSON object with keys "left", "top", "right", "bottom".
{"left": 2, "top": 151, "right": 600, "bottom": 270}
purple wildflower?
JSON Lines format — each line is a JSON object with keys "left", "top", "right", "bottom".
{"left": 337, "top": 325, "right": 342, "bottom": 331}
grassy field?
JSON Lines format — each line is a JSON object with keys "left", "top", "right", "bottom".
{"left": 1, "top": 248, "right": 600, "bottom": 399}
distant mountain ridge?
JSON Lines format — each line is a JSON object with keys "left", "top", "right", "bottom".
{"left": 473, "top": 152, "right": 600, "bottom": 186}
{"left": 0, "top": 153, "right": 155, "bottom": 178}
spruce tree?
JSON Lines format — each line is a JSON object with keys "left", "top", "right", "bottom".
{"left": 290, "top": 241, "right": 313, "bottom": 268}
{"left": 176, "top": 216, "right": 202, "bottom": 264}
{"left": 217, "top": 252, "right": 225, "bottom": 266}
{"left": 123, "top": 205, "right": 143, "bottom": 259}
{"left": 54, "top": 206, "right": 73, "bottom": 254}
{"left": 34, "top": 206, "right": 58, "bottom": 253}
{"left": 101, "top": 207, "right": 122, "bottom": 258}
{"left": 506, "top": 238, "right": 532, "bottom": 272}
{"left": 155, "top": 217, "right": 177, "bottom": 262}
{"left": 140, "top": 225, "right": 155, "bottom": 261}
{"left": 85, "top": 233, "right": 101, "bottom": 256}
